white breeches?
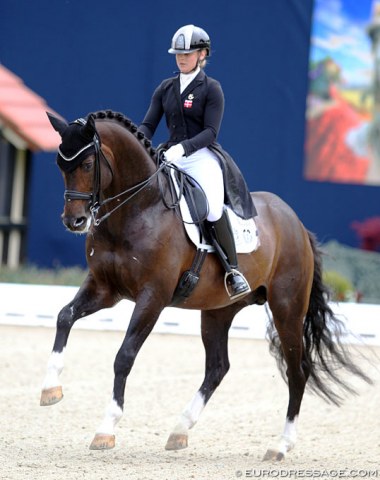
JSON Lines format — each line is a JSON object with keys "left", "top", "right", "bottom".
{"left": 174, "top": 147, "right": 224, "bottom": 222}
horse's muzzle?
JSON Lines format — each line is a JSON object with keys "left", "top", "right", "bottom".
{"left": 62, "top": 213, "right": 91, "bottom": 233}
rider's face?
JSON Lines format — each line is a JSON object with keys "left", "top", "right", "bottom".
{"left": 176, "top": 51, "right": 204, "bottom": 73}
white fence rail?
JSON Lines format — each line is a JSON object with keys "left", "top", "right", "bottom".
{"left": 0, "top": 283, "right": 379, "bottom": 345}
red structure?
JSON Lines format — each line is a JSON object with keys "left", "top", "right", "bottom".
{"left": 351, "top": 217, "right": 380, "bottom": 251}
{"left": 0, "top": 65, "right": 60, "bottom": 151}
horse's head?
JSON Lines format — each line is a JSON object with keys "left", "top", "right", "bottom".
{"left": 47, "top": 112, "right": 113, "bottom": 233}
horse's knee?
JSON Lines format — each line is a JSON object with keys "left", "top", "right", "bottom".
{"left": 57, "top": 305, "right": 76, "bottom": 330}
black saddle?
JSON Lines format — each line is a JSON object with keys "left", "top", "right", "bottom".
{"left": 174, "top": 170, "right": 209, "bottom": 229}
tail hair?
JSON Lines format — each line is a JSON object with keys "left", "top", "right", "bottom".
{"left": 267, "top": 231, "right": 372, "bottom": 406}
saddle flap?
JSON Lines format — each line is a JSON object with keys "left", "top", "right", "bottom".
{"left": 176, "top": 171, "right": 208, "bottom": 224}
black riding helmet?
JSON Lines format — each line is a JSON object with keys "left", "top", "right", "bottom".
{"left": 168, "top": 25, "right": 211, "bottom": 56}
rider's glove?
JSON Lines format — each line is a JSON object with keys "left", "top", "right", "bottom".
{"left": 164, "top": 144, "right": 185, "bottom": 163}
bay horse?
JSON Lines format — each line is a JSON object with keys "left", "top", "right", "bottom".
{"left": 41, "top": 110, "right": 370, "bottom": 461}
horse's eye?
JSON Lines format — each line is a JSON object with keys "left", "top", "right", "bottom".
{"left": 82, "top": 161, "right": 93, "bottom": 172}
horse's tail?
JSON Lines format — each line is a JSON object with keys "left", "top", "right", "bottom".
{"left": 268, "top": 231, "right": 372, "bottom": 405}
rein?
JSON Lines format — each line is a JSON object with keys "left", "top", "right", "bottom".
{"left": 64, "top": 130, "right": 168, "bottom": 227}
{"left": 91, "top": 149, "right": 196, "bottom": 226}
{"left": 64, "top": 125, "right": 207, "bottom": 227}
{"left": 91, "top": 161, "right": 167, "bottom": 226}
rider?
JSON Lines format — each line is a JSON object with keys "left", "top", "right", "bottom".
{"left": 139, "top": 24, "right": 256, "bottom": 300}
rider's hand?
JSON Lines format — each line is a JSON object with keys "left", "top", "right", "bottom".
{"left": 164, "top": 144, "right": 185, "bottom": 163}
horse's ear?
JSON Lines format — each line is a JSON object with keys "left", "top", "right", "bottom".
{"left": 81, "top": 114, "right": 97, "bottom": 140}
{"left": 46, "top": 112, "right": 68, "bottom": 137}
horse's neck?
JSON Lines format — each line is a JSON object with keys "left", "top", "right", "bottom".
{"left": 103, "top": 138, "right": 162, "bottom": 216}
{"left": 105, "top": 126, "right": 157, "bottom": 190}
{"left": 116, "top": 154, "right": 156, "bottom": 188}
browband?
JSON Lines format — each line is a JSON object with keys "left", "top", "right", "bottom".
{"left": 58, "top": 142, "right": 95, "bottom": 162}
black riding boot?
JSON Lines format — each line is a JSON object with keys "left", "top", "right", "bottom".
{"left": 208, "top": 209, "right": 251, "bottom": 300}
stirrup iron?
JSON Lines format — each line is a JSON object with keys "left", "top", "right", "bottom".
{"left": 224, "top": 268, "right": 251, "bottom": 300}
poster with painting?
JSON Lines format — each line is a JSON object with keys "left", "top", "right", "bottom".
{"left": 305, "top": 0, "right": 380, "bottom": 185}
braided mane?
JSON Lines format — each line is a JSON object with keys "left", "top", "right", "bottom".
{"left": 90, "top": 110, "right": 156, "bottom": 158}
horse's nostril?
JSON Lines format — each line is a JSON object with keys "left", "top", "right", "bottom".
{"left": 74, "top": 217, "right": 86, "bottom": 228}
{"left": 62, "top": 216, "right": 88, "bottom": 231}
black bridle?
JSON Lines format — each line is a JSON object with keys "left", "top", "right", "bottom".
{"left": 64, "top": 133, "right": 103, "bottom": 204}
{"left": 63, "top": 122, "right": 208, "bottom": 227}
{"left": 63, "top": 126, "right": 167, "bottom": 227}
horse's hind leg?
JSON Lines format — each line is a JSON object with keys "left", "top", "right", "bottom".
{"left": 165, "top": 303, "right": 241, "bottom": 450}
{"left": 40, "top": 273, "right": 116, "bottom": 406}
{"left": 263, "top": 298, "right": 310, "bottom": 461}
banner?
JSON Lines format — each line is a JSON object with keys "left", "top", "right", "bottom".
{"left": 305, "top": 0, "right": 380, "bottom": 185}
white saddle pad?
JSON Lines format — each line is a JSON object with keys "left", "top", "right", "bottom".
{"left": 171, "top": 169, "right": 260, "bottom": 253}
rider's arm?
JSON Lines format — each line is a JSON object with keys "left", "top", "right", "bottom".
{"left": 181, "top": 79, "right": 224, "bottom": 157}
{"left": 139, "top": 83, "right": 164, "bottom": 139}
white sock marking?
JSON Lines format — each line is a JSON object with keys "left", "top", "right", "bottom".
{"left": 278, "top": 416, "right": 298, "bottom": 454}
{"left": 96, "top": 398, "right": 123, "bottom": 435}
{"left": 172, "top": 391, "right": 205, "bottom": 436}
{"left": 42, "top": 350, "right": 65, "bottom": 390}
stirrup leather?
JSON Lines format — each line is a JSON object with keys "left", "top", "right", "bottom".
{"left": 224, "top": 268, "right": 251, "bottom": 300}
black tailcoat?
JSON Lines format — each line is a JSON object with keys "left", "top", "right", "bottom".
{"left": 140, "top": 70, "right": 256, "bottom": 219}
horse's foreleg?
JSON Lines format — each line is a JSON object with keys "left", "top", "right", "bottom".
{"left": 40, "top": 275, "right": 116, "bottom": 406}
{"left": 263, "top": 308, "right": 309, "bottom": 461}
{"left": 165, "top": 307, "right": 236, "bottom": 451}
{"left": 90, "top": 291, "right": 165, "bottom": 450}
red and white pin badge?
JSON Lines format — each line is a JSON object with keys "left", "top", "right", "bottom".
{"left": 184, "top": 93, "right": 194, "bottom": 108}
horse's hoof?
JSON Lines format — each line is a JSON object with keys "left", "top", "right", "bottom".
{"left": 165, "top": 433, "right": 188, "bottom": 450}
{"left": 262, "top": 449, "right": 285, "bottom": 462}
{"left": 89, "top": 434, "right": 116, "bottom": 450}
{"left": 40, "top": 386, "right": 63, "bottom": 406}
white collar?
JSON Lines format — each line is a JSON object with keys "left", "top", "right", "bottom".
{"left": 180, "top": 67, "right": 200, "bottom": 93}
